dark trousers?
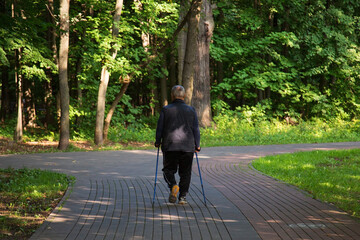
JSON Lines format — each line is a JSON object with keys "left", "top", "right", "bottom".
{"left": 162, "top": 151, "right": 194, "bottom": 197}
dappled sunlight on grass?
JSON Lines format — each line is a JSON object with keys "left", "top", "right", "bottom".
{"left": 253, "top": 148, "right": 360, "bottom": 219}
{"left": 0, "top": 168, "right": 72, "bottom": 239}
{"left": 349, "top": 175, "right": 360, "bottom": 180}
{"left": 319, "top": 182, "right": 333, "bottom": 188}
{"left": 301, "top": 163, "right": 316, "bottom": 169}
{"left": 201, "top": 118, "right": 360, "bottom": 147}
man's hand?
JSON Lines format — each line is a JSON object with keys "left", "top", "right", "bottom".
{"left": 154, "top": 142, "right": 161, "bottom": 148}
{"left": 195, "top": 146, "right": 201, "bottom": 152}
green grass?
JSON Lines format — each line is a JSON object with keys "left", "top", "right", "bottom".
{"left": 252, "top": 149, "right": 360, "bottom": 219}
{"left": 3, "top": 116, "right": 360, "bottom": 151}
{"left": 201, "top": 118, "right": 360, "bottom": 147}
{"left": 0, "top": 168, "right": 74, "bottom": 238}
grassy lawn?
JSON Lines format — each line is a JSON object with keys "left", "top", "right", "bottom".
{"left": 2, "top": 118, "right": 360, "bottom": 155}
{"left": 0, "top": 168, "right": 73, "bottom": 239}
{"left": 201, "top": 118, "right": 360, "bottom": 147}
{"left": 252, "top": 149, "right": 360, "bottom": 220}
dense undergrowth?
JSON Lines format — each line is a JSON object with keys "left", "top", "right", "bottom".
{"left": 2, "top": 114, "right": 360, "bottom": 149}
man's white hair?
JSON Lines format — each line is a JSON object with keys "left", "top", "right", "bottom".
{"left": 171, "top": 85, "right": 186, "bottom": 98}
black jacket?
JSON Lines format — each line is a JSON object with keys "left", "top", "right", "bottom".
{"left": 155, "top": 99, "right": 200, "bottom": 152}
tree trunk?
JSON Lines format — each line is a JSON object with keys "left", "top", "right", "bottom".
{"left": 75, "top": 57, "right": 83, "bottom": 125}
{"left": 0, "top": 1, "right": 7, "bottom": 124}
{"left": 94, "top": 68, "right": 110, "bottom": 145}
{"left": 74, "top": 4, "right": 90, "bottom": 127}
{"left": 23, "top": 78, "right": 37, "bottom": 128}
{"left": 182, "top": 0, "right": 201, "bottom": 105}
{"left": 177, "top": 0, "right": 189, "bottom": 85}
{"left": 137, "top": 1, "right": 155, "bottom": 114}
{"left": 0, "top": 66, "right": 9, "bottom": 124}
{"left": 58, "top": 0, "right": 70, "bottom": 150}
{"left": 56, "top": 91, "right": 61, "bottom": 126}
{"left": 45, "top": 0, "right": 58, "bottom": 129}
{"left": 48, "top": 0, "right": 58, "bottom": 64}
{"left": 168, "top": 51, "right": 177, "bottom": 87}
{"left": 0, "top": 2, "right": 6, "bottom": 123}
{"left": 14, "top": 49, "right": 23, "bottom": 142}
{"left": 103, "top": 80, "right": 129, "bottom": 141}
{"left": 0, "top": 0, "right": 5, "bottom": 13}
{"left": 12, "top": 2, "right": 23, "bottom": 142}
{"left": 94, "top": 0, "right": 123, "bottom": 145}
{"left": 160, "top": 61, "right": 168, "bottom": 107}
{"left": 257, "top": 89, "right": 264, "bottom": 103}
{"left": 44, "top": 80, "right": 53, "bottom": 128}
{"left": 192, "top": 0, "right": 213, "bottom": 127}
{"left": 103, "top": 0, "right": 199, "bottom": 139}
{"left": 281, "top": 5, "right": 290, "bottom": 56}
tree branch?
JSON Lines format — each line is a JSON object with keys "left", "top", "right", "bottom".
{"left": 159, "top": 0, "right": 202, "bottom": 54}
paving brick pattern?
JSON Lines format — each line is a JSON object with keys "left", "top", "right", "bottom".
{"left": 31, "top": 177, "right": 258, "bottom": 240}
{"left": 200, "top": 153, "right": 360, "bottom": 240}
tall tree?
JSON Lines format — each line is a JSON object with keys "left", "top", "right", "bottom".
{"left": 94, "top": 0, "right": 123, "bottom": 145}
{"left": 58, "top": 0, "right": 70, "bottom": 150}
{"left": 0, "top": 66, "right": 9, "bottom": 123}
{"left": 0, "top": 1, "right": 8, "bottom": 124}
{"left": 23, "top": 77, "right": 37, "bottom": 128}
{"left": 14, "top": 48, "right": 23, "bottom": 142}
{"left": 12, "top": 1, "right": 23, "bottom": 142}
{"left": 192, "top": 0, "right": 214, "bottom": 127}
{"left": 103, "top": 77, "right": 129, "bottom": 141}
{"left": 45, "top": 0, "right": 58, "bottom": 128}
{"left": 182, "top": 0, "right": 202, "bottom": 105}
{"left": 103, "top": 0, "right": 192, "bottom": 140}
{"left": 160, "top": 60, "right": 168, "bottom": 107}
{"left": 177, "top": 0, "right": 189, "bottom": 85}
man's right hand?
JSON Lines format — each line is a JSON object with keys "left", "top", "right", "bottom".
{"left": 195, "top": 146, "right": 201, "bottom": 152}
{"left": 154, "top": 142, "right": 161, "bottom": 148}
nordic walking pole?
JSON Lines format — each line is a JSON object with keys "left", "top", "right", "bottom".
{"left": 152, "top": 147, "right": 160, "bottom": 206}
{"left": 195, "top": 152, "right": 207, "bottom": 206}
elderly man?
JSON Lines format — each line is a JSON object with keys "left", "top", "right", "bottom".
{"left": 155, "top": 85, "right": 201, "bottom": 204}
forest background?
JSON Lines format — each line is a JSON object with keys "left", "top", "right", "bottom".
{"left": 1, "top": 0, "right": 360, "bottom": 151}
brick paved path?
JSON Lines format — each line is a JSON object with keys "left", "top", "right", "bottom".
{"left": 1, "top": 142, "right": 360, "bottom": 240}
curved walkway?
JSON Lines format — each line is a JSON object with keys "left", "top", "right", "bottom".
{"left": 1, "top": 142, "right": 360, "bottom": 240}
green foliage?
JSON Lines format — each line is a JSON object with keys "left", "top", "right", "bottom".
{"left": 2, "top": 0, "right": 360, "bottom": 147}
{"left": 252, "top": 149, "right": 360, "bottom": 218}
{"left": 211, "top": 0, "right": 360, "bottom": 120}
{"left": 107, "top": 122, "right": 155, "bottom": 143}
{"left": 68, "top": 0, "right": 179, "bottom": 135}
{"left": 0, "top": 1, "right": 57, "bottom": 74}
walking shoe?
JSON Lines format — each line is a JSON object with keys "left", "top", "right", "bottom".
{"left": 168, "top": 185, "right": 179, "bottom": 203}
{"left": 178, "top": 196, "right": 188, "bottom": 205}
